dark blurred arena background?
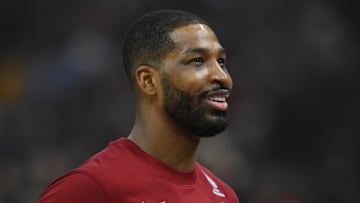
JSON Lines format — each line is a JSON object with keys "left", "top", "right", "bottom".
{"left": 0, "top": 0, "right": 359, "bottom": 202}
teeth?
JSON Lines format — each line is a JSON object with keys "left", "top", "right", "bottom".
{"left": 209, "top": 97, "right": 226, "bottom": 102}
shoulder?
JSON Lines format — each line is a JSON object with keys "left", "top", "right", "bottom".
{"left": 38, "top": 138, "right": 132, "bottom": 203}
{"left": 38, "top": 171, "right": 108, "bottom": 203}
{"left": 196, "top": 163, "right": 240, "bottom": 203}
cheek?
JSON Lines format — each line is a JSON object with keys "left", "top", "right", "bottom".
{"left": 195, "top": 68, "right": 209, "bottom": 79}
{"left": 169, "top": 74, "right": 200, "bottom": 95}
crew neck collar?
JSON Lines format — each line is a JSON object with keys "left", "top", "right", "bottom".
{"left": 117, "top": 137, "right": 198, "bottom": 185}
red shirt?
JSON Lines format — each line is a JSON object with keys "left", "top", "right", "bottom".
{"left": 38, "top": 138, "right": 240, "bottom": 203}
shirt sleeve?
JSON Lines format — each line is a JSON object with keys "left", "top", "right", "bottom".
{"left": 38, "top": 172, "right": 107, "bottom": 203}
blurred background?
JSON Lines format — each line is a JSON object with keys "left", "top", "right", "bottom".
{"left": 0, "top": 0, "right": 359, "bottom": 202}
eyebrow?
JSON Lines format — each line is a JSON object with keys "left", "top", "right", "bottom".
{"left": 182, "top": 47, "right": 225, "bottom": 55}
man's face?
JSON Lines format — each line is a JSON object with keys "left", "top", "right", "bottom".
{"left": 159, "top": 24, "right": 233, "bottom": 137}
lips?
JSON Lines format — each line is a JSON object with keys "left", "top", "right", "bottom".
{"left": 203, "top": 89, "right": 230, "bottom": 111}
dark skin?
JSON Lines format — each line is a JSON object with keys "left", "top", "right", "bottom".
{"left": 128, "top": 24, "right": 233, "bottom": 172}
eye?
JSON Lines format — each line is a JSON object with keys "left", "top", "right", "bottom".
{"left": 190, "top": 57, "right": 204, "bottom": 65}
{"left": 218, "top": 58, "right": 226, "bottom": 68}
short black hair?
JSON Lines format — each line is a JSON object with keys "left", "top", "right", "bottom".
{"left": 122, "top": 9, "right": 208, "bottom": 81}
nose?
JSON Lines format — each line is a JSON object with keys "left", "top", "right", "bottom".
{"left": 209, "top": 60, "right": 233, "bottom": 89}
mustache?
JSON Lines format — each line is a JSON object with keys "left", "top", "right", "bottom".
{"left": 198, "top": 84, "right": 231, "bottom": 98}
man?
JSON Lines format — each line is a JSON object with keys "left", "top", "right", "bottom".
{"left": 38, "top": 9, "right": 239, "bottom": 203}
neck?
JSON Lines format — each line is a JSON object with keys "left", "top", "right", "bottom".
{"left": 128, "top": 109, "right": 201, "bottom": 172}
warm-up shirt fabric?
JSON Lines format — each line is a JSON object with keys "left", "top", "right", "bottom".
{"left": 38, "top": 137, "right": 240, "bottom": 203}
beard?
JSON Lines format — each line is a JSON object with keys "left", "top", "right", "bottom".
{"left": 160, "top": 72, "right": 229, "bottom": 137}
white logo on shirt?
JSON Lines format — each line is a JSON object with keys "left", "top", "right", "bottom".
{"left": 202, "top": 170, "right": 226, "bottom": 198}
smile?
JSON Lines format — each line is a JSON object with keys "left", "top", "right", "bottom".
{"left": 204, "top": 98, "right": 228, "bottom": 111}
{"left": 208, "top": 97, "right": 226, "bottom": 102}
{"left": 203, "top": 89, "right": 230, "bottom": 111}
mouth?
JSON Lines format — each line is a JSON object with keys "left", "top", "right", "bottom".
{"left": 202, "top": 89, "right": 230, "bottom": 111}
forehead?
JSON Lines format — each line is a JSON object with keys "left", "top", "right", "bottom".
{"left": 169, "top": 24, "right": 223, "bottom": 53}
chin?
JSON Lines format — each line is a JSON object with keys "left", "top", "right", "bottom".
{"left": 191, "top": 116, "right": 228, "bottom": 138}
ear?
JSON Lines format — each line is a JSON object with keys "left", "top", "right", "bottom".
{"left": 135, "top": 65, "right": 159, "bottom": 95}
